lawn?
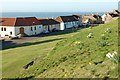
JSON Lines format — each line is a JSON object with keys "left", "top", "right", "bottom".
{"left": 2, "top": 19, "right": 119, "bottom": 79}
{"left": 2, "top": 29, "right": 79, "bottom": 78}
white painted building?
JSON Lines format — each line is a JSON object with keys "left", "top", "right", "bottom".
{"left": 0, "top": 17, "right": 43, "bottom": 38}
{"left": 38, "top": 18, "right": 60, "bottom": 32}
{"left": 102, "top": 10, "right": 120, "bottom": 23}
{"left": 55, "top": 15, "right": 81, "bottom": 30}
{"left": 101, "top": 14, "right": 107, "bottom": 22}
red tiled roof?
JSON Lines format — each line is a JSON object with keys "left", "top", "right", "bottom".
{"left": 0, "top": 18, "right": 16, "bottom": 26}
{"left": 0, "top": 17, "right": 41, "bottom": 26}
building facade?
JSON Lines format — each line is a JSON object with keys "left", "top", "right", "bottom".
{"left": 0, "top": 17, "right": 43, "bottom": 37}
{"left": 55, "top": 15, "right": 81, "bottom": 30}
{"left": 38, "top": 18, "right": 60, "bottom": 32}
{"left": 82, "top": 14, "right": 103, "bottom": 24}
{"left": 102, "top": 10, "right": 120, "bottom": 23}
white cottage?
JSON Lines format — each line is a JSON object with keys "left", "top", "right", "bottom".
{"left": 38, "top": 18, "right": 60, "bottom": 32}
{"left": 82, "top": 14, "right": 103, "bottom": 24}
{"left": 55, "top": 15, "right": 81, "bottom": 30}
{"left": 102, "top": 10, "right": 120, "bottom": 23}
{"left": 0, "top": 17, "right": 43, "bottom": 38}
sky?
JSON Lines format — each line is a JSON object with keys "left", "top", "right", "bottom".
{"left": 0, "top": 0, "right": 120, "bottom": 12}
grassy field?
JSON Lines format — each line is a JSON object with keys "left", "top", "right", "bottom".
{"left": 2, "top": 19, "right": 119, "bottom": 78}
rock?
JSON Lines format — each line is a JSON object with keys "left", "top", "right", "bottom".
{"left": 94, "top": 61, "right": 103, "bottom": 65}
{"left": 103, "top": 76, "right": 109, "bottom": 80}
{"left": 23, "top": 61, "right": 34, "bottom": 69}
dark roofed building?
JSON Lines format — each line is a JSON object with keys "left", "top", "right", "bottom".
{"left": 55, "top": 16, "right": 79, "bottom": 23}
{"left": 38, "top": 18, "right": 60, "bottom": 25}
{"left": 102, "top": 10, "right": 120, "bottom": 23}
{"left": 112, "top": 10, "right": 120, "bottom": 15}
{"left": 38, "top": 18, "right": 60, "bottom": 31}
{"left": 55, "top": 15, "right": 81, "bottom": 30}
{"left": 82, "top": 14, "right": 103, "bottom": 24}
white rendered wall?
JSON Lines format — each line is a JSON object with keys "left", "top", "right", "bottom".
{"left": 0, "top": 26, "right": 16, "bottom": 37}
{"left": 49, "top": 24, "right": 60, "bottom": 31}
{"left": 102, "top": 14, "right": 106, "bottom": 21}
{"left": 65, "top": 21, "right": 79, "bottom": 29}
{"left": 0, "top": 25, "right": 43, "bottom": 37}
{"left": 60, "top": 23, "right": 65, "bottom": 30}
{"left": 15, "top": 25, "right": 43, "bottom": 36}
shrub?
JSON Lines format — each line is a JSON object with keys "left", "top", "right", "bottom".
{"left": 59, "top": 56, "right": 68, "bottom": 62}
{"left": 101, "top": 34, "right": 109, "bottom": 40}
{"left": 101, "top": 34, "right": 105, "bottom": 40}
{"left": 106, "top": 51, "right": 119, "bottom": 64}
{"left": 89, "top": 26, "right": 92, "bottom": 29}
{"left": 79, "top": 42, "right": 84, "bottom": 50}
{"left": 98, "top": 40, "right": 108, "bottom": 47}
{"left": 87, "top": 33, "right": 93, "bottom": 38}
{"left": 105, "top": 28, "right": 112, "bottom": 33}
{"left": 74, "top": 41, "right": 84, "bottom": 50}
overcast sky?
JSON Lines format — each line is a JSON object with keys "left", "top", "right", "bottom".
{"left": 0, "top": 0, "right": 119, "bottom": 12}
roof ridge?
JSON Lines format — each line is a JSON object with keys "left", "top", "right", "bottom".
{"left": 59, "top": 16, "right": 64, "bottom": 22}
{"left": 14, "top": 18, "right": 17, "bottom": 26}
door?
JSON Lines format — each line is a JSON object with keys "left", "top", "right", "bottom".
{"left": 20, "top": 27, "right": 24, "bottom": 33}
{"left": 48, "top": 25, "right": 50, "bottom": 31}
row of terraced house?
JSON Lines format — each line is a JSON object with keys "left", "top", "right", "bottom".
{"left": 0, "top": 15, "right": 82, "bottom": 38}
{"left": 0, "top": 10, "right": 119, "bottom": 38}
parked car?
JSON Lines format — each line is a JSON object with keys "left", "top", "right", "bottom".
{"left": 0, "top": 38, "right": 5, "bottom": 42}
{"left": 52, "top": 28, "right": 59, "bottom": 32}
{"left": 42, "top": 30, "right": 49, "bottom": 34}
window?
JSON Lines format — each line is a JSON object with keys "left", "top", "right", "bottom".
{"left": 39, "top": 26, "right": 41, "bottom": 28}
{"left": 10, "top": 32, "right": 12, "bottom": 35}
{"left": 31, "top": 27, "right": 33, "bottom": 31}
{"left": 4, "top": 28, "right": 6, "bottom": 31}
{"left": 34, "top": 26, "right": 36, "bottom": 30}
{"left": 1, "top": 27, "right": 3, "bottom": 31}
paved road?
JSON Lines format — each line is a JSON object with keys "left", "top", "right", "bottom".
{"left": 1, "top": 30, "right": 67, "bottom": 49}
{"left": 1, "top": 28, "right": 78, "bottom": 49}
{"left": 1, "top": 34, "right": 45, "bottom": 49}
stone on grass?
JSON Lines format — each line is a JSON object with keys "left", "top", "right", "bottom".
{"left": 23, "top": 61, "right": 34, "bottom": 69}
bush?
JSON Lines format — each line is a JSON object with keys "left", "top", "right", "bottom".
{"left": 98, "top": 40, "right": 108, "bottom": 47}
{"left": 101, "top": 34, "right": 109, "bottom": 40}
{"left": 78, "top": 42, "right": 84, "bottom": 50}
{"left": 87, "top": 33, "right": 93, "bottom": 38}
{"left": 106, "top": 51, "right": 119, "bottom": 64}
{"left": 89, "top": 26, "right": 92, "bottom": 29}
{"left": 105, "top": 28, "right": 112, "bottom": 33}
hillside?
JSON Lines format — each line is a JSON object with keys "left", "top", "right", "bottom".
{"left": 2, "top": 19, "right": 119, "bottom": 79}
{"left": 36, "top": 19, "right": 118, "bottom": 78}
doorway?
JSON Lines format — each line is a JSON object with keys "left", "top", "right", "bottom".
{"left": 20, "top": 27, "right": 24, "bottom": 33}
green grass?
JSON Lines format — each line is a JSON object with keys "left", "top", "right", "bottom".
{"left": 2, "top": 29, "right": 79, "bottom": 78}
{"left": 2, "top": 19, "right": 118, "bottom": 78}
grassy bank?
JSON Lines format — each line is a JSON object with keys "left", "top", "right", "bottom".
{"left": 2, "top": 19, "right": 118, "bottom": 78}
